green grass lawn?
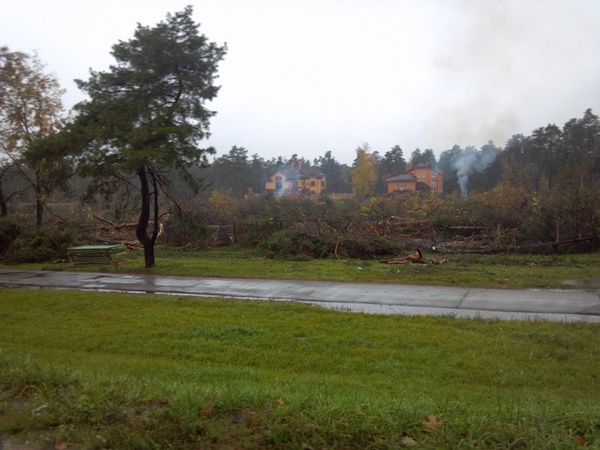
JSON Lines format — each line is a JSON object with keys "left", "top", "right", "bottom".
{"left": 3, "top": 245, "right": 600, "bottom": 289}
{"left": 1, "top": 288, "right": 600, "bottom": 449}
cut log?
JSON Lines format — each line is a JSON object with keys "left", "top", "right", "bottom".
{"left": 380, "top": 249, "right": 449, "bottom": 265}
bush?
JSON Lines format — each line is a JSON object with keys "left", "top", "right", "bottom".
{"left": 261, "top": 229, "right": 334, "bottom": 259}
{"left": 0, "top": 218, "right": 21, "bottom": 258}
{"left": 4, "top": 227, "right": 78, "bottom": 264}
{"left": 236, "top": 217, "right": 281, "bottom": 247}
{"left": 162, "top": 211, "right": 214, "bottom": 247}
{"left": 260, "top": 224, "right": 405, "bottom": 260}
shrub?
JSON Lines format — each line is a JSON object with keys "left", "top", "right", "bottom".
{"left": 4, "top": 227, "right": 77, "bottom": 264}
{"left": 236, "top": 217, "right": 281, "bottom": 247}
{"left": 261, "top": 229, "right": 334, "bottom": 259}
{"left": 162, "top": 211, "right": 215, "bottom": 247}
{"left": 0, "top": 218, "right": 21, "bottom": 258}
{"left": 260, "top": 224, "right": 405, "bottom": 260}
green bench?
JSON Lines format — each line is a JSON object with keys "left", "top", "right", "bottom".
{"left": 67, "top": 245, "right": 127, "bottom": 267}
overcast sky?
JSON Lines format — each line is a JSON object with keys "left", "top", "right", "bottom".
{"left": 2, "top": 0, "right": 599, "bottom": 164}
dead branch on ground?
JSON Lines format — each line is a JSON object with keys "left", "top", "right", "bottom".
{"left": 380, "top": 249, "right": 449, "bottom": 265}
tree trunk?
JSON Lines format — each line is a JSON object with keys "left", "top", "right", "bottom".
{"left": 35, "top": 186, "right": 43, "bottom": 228}
{"left": 34, "top": 169, "right": 43, "bottom": 228}
{"left": 136, "top": 166, "right": 160, "bottom": 268}
{"left": 142, "top": 240, "right": 155, "bottom": 268}
{"left": 0, "top": 179, "right": 7, "bottom": 217}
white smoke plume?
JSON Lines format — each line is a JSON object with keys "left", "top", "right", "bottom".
{"left": 451, "top": 146, "right": 498, "bottom": 196}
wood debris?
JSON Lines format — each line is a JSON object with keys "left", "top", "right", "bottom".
{"left": 380, "top": 249, "right": 449, "bottom": 265}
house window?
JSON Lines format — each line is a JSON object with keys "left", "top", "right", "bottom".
{"left": 311, "top": 180, "right": 316, "bottom": 187}
{"left": 275, "top": 176, "right": 282, "bottom": 190}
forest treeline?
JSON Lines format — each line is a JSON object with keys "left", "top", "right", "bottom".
{"left": 2, "top": 108, "right": 598, "bottom": 203}
{"left": 197, "top": 106, "right": 600, "bottom": 198}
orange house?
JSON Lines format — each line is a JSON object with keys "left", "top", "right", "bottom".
{"left": 386, "top": 162, "right": 443, "bottom": 194}
{"left": 265, "top": 162, "right": 326, "bottom": 196}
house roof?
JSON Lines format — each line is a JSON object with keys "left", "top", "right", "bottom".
{"left": 412, "top": 162, "right": 429, "bottom": 168}
{"left": 272, "top": 164, "right": 324, "bottom": 180}
{"left": 386, "top": 174, "right": 417, "bottom": 183}
{"left": 408, "top": 162, "right": 443, "bottom": 174}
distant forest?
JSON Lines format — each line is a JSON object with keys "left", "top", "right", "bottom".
{"left": 200, "top": 108, "right": 599, "bottom": 198}
{"left": 2, "top": 109, "right": 599, "bottom": 204}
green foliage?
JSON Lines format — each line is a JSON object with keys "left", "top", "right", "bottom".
{"left": 164, "top": 186, "right": 600, "bottom": 258}
{"left": 209, "top": 146, "right": 254, "bottom": 197}
{"left": 73, "top": 7, "right": 227, "bottom": 180}
{"left": 162, "top": 211, "right": 214, "bottom": 247}
{"left": 68, "top": 7, "right": 226, "bottom": 267}
{"left": 244, "top": 195, "right": 405, "bottom": 259}
{"left": 313, "top": 150, "right": 353, "bottom": 194}
{"left": 0, "top": 217, "right": 20, "bottom": 257}
{"left": 261, "top": 229, "right": 334, "bottom": 260}
{"left": 0, "top": 47, "right": 71, "bottom": 227}
{"left": 3, "top": 226, "right": 77, "bottom": 263}
{"left": 208, "top": 190, "right": 239, "bottom": 222}
{"left": 236, "top": 216, "right": 282, "bottom": 247}
{"left": 504, "top": 109, "right": 600, "bottom": 191}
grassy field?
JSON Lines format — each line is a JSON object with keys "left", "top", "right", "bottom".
{"left": 1, "top": 288, "right": 600, "bottom": 449}
{"left": 2, "top": 248, "right": 600, "bottom": 448}
{"left": 3, "top": 245, "right": 600, "bottom": 289}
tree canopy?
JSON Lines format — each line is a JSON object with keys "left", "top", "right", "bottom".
{"left": 0, "top": 46, "right": 68, "bottom": 226}
{"left": 69, "top": 6, "right": 226, "bottom": 267}
{"left": 352, "top": 144, "right": 377, "bottom": 198}
{"left": 210, "top": 146, "right": 253, "bottom": 197}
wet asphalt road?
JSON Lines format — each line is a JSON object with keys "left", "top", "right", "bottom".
{"left": 1, "top": 269, "right": 600, "bottom": 322}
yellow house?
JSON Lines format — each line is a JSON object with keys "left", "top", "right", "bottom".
{"left": 265, "top": 162, "right": 326, "bottom": 196}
